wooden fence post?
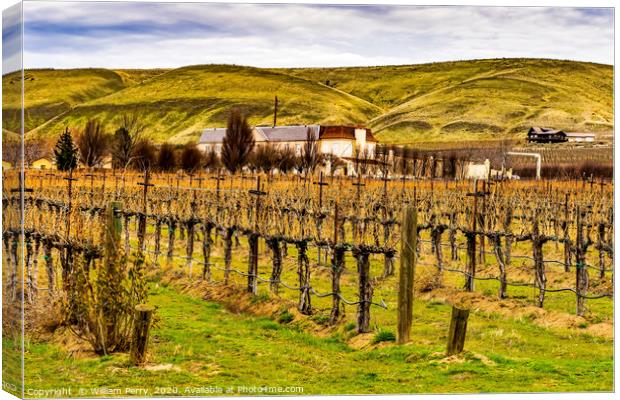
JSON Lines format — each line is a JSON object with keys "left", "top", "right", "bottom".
{"left": 446, "top": 306, "right": 469, "bottom": 356}
{"left": 130, "top": 304, "right": 155, "bottom": 366}
{"left": 397, "top": 206, "right": 417, "bottom": 344}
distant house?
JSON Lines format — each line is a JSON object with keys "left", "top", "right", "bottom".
{"left": 31, "top": 157, "right": 54, "bottom": 170}
{"left": 464, "top": 159, "right": 491, "bottom": 180}
{"left": 198, "top": 124, "right": 377, "bottom": 160}
{"left": 319, "top": 126, "right": 377, "bottom": 159}
{"left": 527, "top": 127, "right": 567, "bottom": 143}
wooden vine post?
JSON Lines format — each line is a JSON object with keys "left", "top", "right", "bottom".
{"left": 563, "top": 193, "right": 572, "bottom": 272}
{"left": 248, "top": 176, "right": 266, "bottom": 295}
{"left": 12, "top": 172, "right": 34, "bottom": 299}
{"left": 575, "top": 207, "right": 589, "bottom": 316}
{"left": 61, "top": 170, "right": 77, "bottom": 292}
{"left": 465, "top": 179, "right": 478, "bottom": 291}
{"left": 166, "top": 218, "right": 177, "bottom": 264}
{"left": 201, "top": 223, "right": 213, "bottom": 281}
{"left": 130, "top": 304, "right": 155, "bottom": 366}
{"left": 532, "top": 210, "right": 547, "bottom": 307}
{"left": 137, "top": 169, "right": 153, "bottom": 252}
{"left": 84, "top": 172, "right": 96, "bottom": 207}
{"left": 313, "top": 172, "right": 328, "bottom": 264}
{"left": 267, "top": 237, "right": 283, "bottom": 293}
{"left": 104, "top": 201, "right": 122, "bottom": 267}
{"left": 397, "top": 205, "right": 417, "bottom": 344}
{"left": 355, "top": 248, "right": 372, "bottom": 333}
{"left": 446, "top": 306, "right": 470, "bottom": 356}
{"left": 297, "top": 241, "right": 312, "bottom": 315}
{"left": 479, "top": 180, "right": 487, "bottom": 262}
{"left": 329, "top": 203, "right": 346, "bottom": 325}
{"left": 186, "top": 188, "right": 198, "bottom": 277}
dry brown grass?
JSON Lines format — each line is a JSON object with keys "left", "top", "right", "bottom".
{"left": 418, "top": 287, "right": 612, "bottom": 339}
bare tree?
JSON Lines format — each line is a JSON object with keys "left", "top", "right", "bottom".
{"left": 203, "top": 147, "right": 221, "bottom": 172}
{"left": 132, "top": 140, "right": 157, "bottom": 172}
{"left": 157, "top": 142, "right": 177, "bottom": 172}
{"left": 221, "top": 110, "right": 254, "bottom": 174}
{"left": 353, "top": 145, "right": 372, "bottom": 177}
{"left": 300, "top": 127, "right": 322, "bottom": 177}
{"left": 249, "top": 144, "right": 278, "bottom": 174}
{"left": 111, "top": 113, "right": 146, "bottom": 169}
{"left": 180, "top": 143, "right": 204, "bottom": 173}
{"left": 324, "top": 154, "right": 346, "bottom": 177}
{"left": 374, "top": 144, "right": 391, "bottom": 179}
{"left": 276, "top": 147, "right": 297, "bottom": 174}
{"left": 3, "top": 139, "right": 50, "bottom": 167}
{"left": 397, "top": 146, "right": 413, "bottom": 179}
{"left": 443, "top": 151, "right": 459, "bottom": 179}
{"left": 76, "top": 119, "right": 109, "bottom": 168}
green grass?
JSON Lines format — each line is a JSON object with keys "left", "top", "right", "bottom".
{"left": 2, "top": 68, "right": 130, "bottom": 134}
{"left": 16, "top": 278, "right": 612, "bottom": 396}
{"left": 372, "top": 329, "right": 396, "bottom": 344}
{"left": 6, "top": 208, "right": 613, "bottom": 396}
{"left": 4, "top": 58, "right": 612, "bottom": 145}
{"left": 25, "top": 65, "right": 381, "bottom": 144}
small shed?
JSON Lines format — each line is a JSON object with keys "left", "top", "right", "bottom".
{"left": 31, "top": 157, "right": 54, "bottom": 170}
{"left": 99, "top": 155, "right": 113, "bottom": 169}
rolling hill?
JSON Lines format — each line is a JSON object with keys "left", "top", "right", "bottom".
{"left": 2, "top": 59, "right": 613, "bottom": 145}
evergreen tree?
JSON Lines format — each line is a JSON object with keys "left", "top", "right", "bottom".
{"left": 54, "top": 127, "right": 78, "bottom": 171}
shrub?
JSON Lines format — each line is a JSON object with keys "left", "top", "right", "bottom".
{"left": 372, "top": 329, "right": 396, "bottom": 344}
{"left": 344, "top": 322, "right": 356, "bottom": 332}
{"left": 311, "top": 314, "right": 330, "bottom": 326}
{"left": 66, "top": 250, "right": 148, "bottom": 355}
{"left": 278, "top": 310, "right": 294, "bottom": 324}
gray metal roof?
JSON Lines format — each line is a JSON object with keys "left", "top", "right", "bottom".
{"left": 256, "top": 125, "right": 320, "bottom": 142}
{"left": 199, "top": 128, "right": 227, "bottom": 143}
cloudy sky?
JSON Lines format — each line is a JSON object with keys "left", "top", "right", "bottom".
{"left": 2, "top": 2, "right": 614, "bottom": 72}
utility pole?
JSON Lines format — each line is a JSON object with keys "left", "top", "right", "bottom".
{"left": 273, "top": 95, "right": 278, "bottom": 127}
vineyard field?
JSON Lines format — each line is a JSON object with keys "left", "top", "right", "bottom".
{"left": 2, "top": 169, "right": 613, "bottom": 395}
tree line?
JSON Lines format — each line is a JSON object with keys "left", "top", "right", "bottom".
{"left": 51, "top": 110, "right": 336, "bottom": 176}
{"left": 47, "top": 109, "right": 510, "bottom": 179}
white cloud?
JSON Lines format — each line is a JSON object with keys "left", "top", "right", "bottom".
{"left": 18, "top": 2, "right": 614, "bottom": 70}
